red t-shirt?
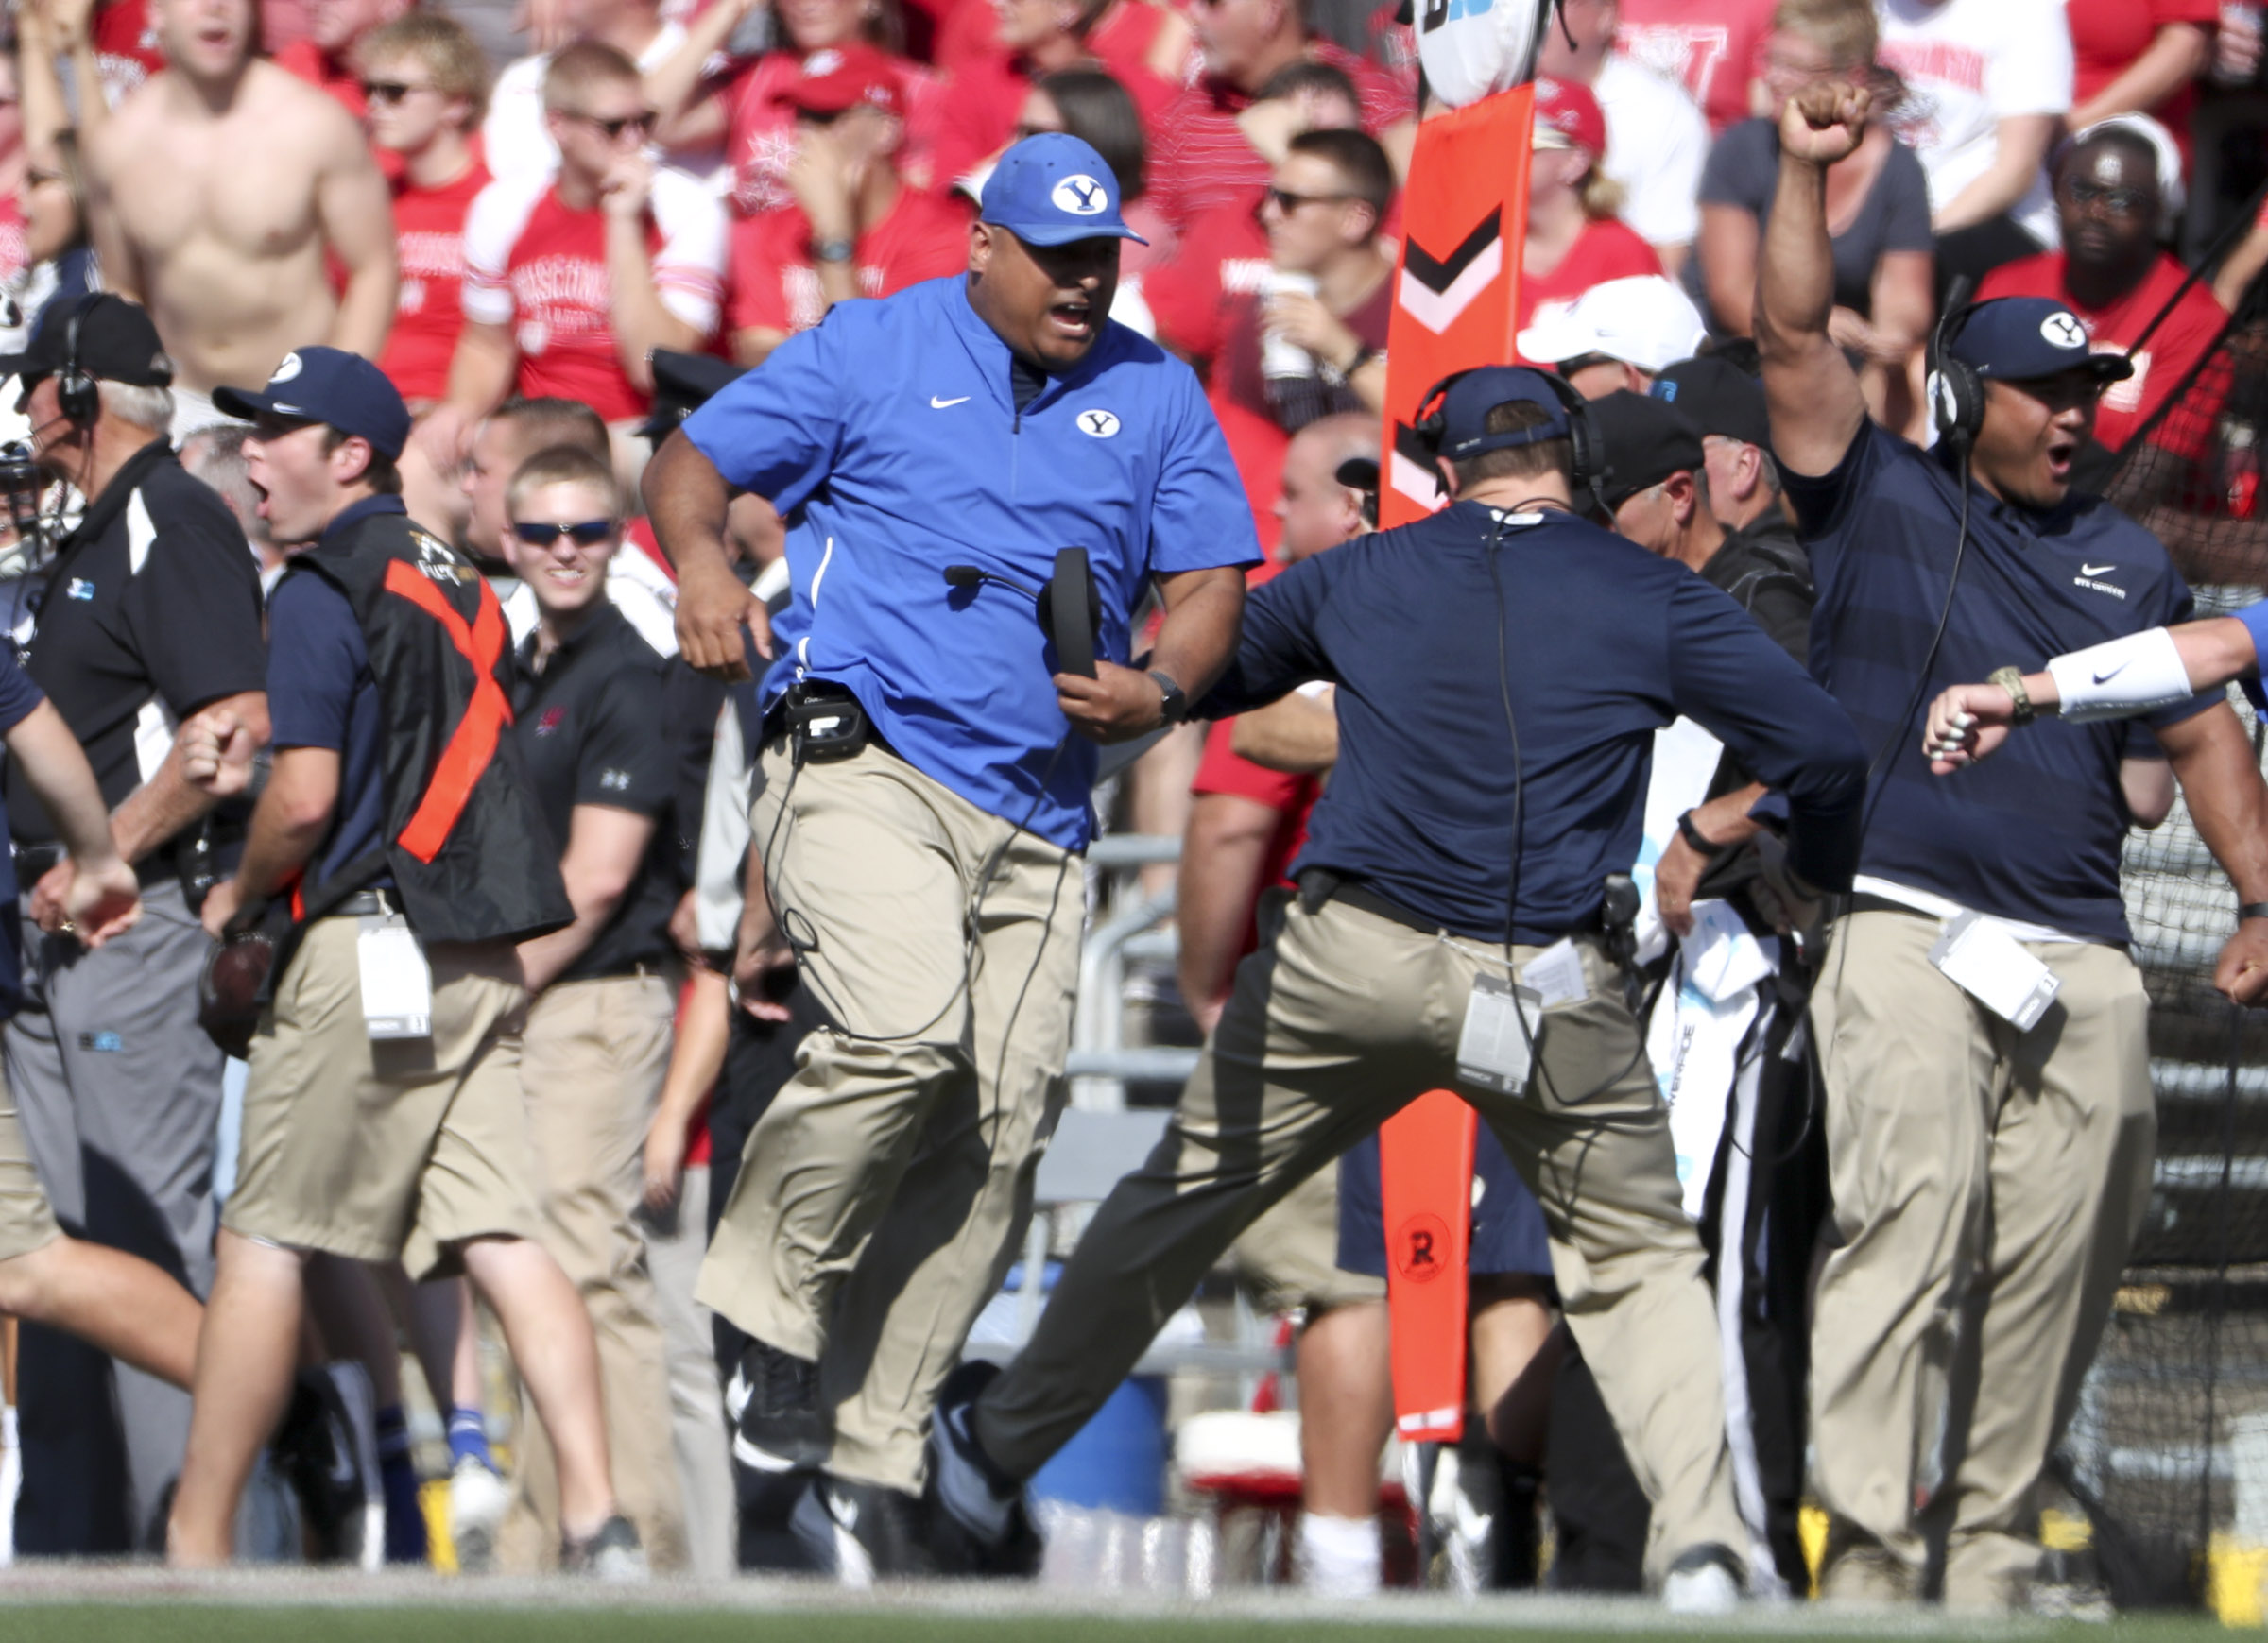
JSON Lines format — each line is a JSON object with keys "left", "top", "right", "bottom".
{"left": 724, "top": 48, "right": 945, "bottom": 215}
{"left": 273, "top": 39, "right": 364, "bottom": 119}
{"left": 1148, "top": 40, "right": 1409, "bottom": 230}
{"left": 461, "top": 170, "right": 729, "bottom": 423}
{"left": 2064, "top": 0, "right": 2217, "bottom": 155}
{"left": 1615, "top": 0, "right": 1776, "bottom": 134}
{"left": 727, "top": 186, "right": 971, "bottom": 338}
{"left": 1143, "top": 197, "right": 1269, "bottom": 365}
{"left": 94, "top": 0, "right": 165, "bottom": 101}
{"left": 937, "top": 0, "right": 1189, "bottom": 88}
{"left": 379, "top": 162, "right": 490, "bottom": 403}
{"left": 1979, "top": 249, "right": 2229, "bottom": 456}
{"left": 1515, "top": 218, "right": 1664, "bottom": 346}
{"left": 926, "top": 44, "right": 1181, "bottom": 187}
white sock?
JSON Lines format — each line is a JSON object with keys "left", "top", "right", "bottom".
{"left": 1297, "top": 1511, "right": 1381, "bottom": 1598}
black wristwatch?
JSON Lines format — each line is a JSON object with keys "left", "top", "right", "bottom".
{"left": 1677, "top": 808, "right": 1730, "bottom": 859}
{"left": 1149, "top": 670, "right": 1188, "bottom": 726}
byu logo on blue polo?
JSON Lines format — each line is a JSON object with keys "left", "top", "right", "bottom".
{"left": 1053, "top": 175, "right": 1107, "bottom": 215}
{"left": 1077, "top": 409, "right": 1121, "bottom": 438}
{"left": 65, "top": 577, "right": 94, "bottom": 601}
{"left": 2041, "top": 312, "right": 2087, "bottom": 350}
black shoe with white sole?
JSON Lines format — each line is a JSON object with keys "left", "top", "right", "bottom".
{"left": 789, "top": 1475, "right": 936, "bottom": 1585}
{"left": 725, "top": 1337, "right": 831, "bottom": 1473}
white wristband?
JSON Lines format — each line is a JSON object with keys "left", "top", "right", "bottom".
{"left": 2043, "top": 626, "right": 2194, "bottom": 722}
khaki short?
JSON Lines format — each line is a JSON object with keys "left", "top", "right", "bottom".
{"left": 0, "top": 1065, "right": 60, "bottom": 1263}
{"left": 223, "top": 916, "right": 542, "bottom": 1279}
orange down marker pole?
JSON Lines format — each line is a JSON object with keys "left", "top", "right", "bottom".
{"left": 1374, "top": 85, "right": 1536, "bottom": 1443}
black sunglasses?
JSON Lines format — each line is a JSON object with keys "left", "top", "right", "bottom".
{"left": 361, "top": 79, "right": 434, "bottom": 104}
{"left": 2064, "top": 178, "right": 2151, "bottom": 216}
{"left": 512, "top": 519, "right": 614, "bottom": 547}
{"left": 571, "top": 110, "right": 656, "bottom": 141}
{"left": 1265, "top": 186, "right": 1354, "bottom": 214}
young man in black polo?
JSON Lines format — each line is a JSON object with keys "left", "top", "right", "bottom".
{"left": 1760, "top": 83, "right": 2268, "bottom": 1610}
{"left": 0, "top": 291, "right": 269, "bottom": 1553}
{"left": 163, "top": 347, "right": 643, "bottom": 1576}
{"left": 494, "top": 442, "right": 688, "bottom": 1571}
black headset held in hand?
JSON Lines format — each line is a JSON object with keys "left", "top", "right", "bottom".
{"left": 1410, "top": 365, "right": 1608, "bottom": 514}
{"left": 942, "top": 545, "right": 1101, "bottom": 678}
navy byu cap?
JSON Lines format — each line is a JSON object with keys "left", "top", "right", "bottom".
{"left": 1949, "top": 298, "right": 2132, "bottom": 385}
{"left": 214, "top": 347, "right": 413, "bottom": 459}
{"left": 980, "top": 133, "right": 1148, "bottom": 247}
{"left": 1428, "top": 366, "right": 1572, "bottom": 460}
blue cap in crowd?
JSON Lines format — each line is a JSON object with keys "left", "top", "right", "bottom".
{"left": 214, "top": 347, "right": 412, "bottom": 460}
{"left": 980, "top": 133, "right": 1148, "bottom": 248}
{"left": 1428, "top": 366, "right": 1573, "bottom": 461}
{"left": 1949, "top": 298, "right": 2133, "bottom": 385}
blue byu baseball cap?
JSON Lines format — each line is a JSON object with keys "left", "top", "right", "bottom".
{"left": 1950, "top": 298, "right": 2133, "bottom": 385}
{"left": 214, "top": 346, "right": 413, "bottom": 459}
{"left": 1428, "top": 366, "right": 1573, "bottom": 460}
{"left": 980, "top": 132, "right": 1148, "bottom": 248}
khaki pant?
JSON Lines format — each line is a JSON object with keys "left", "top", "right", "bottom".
{"left": 500, "top": 974, "right": 688, "bottom": 1573}
{"left": 973, "top": 893, "right": 1745, "bottom": 1581}
{"left": 224, "top": 918, "right": 540, "bottom": 1277}
{"left": 1231, "top": 1161, "right": 1383, "bottom": 1316}
{"left": 696, "top": 741, "right": 1083, "bottom": 1494}
{"left": 0, "top": 1068, "right": 60, "bottom": 1263}
{"left": 644, "top": 1164, "right": 737, "bottom": 1579}
{"left": 1807, "top": 911, "right": 2154, "bottom": 1610}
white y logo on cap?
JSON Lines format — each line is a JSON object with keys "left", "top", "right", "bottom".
{"left": 269, "top": 351, "right": 303, "bottom": 384}
{"left": 2041, "top": 313, "right": 2087, "bottom": 350}
{"left": 1077, "top": 409, "right": 1120, "bottom": 437}
{"left": 1053, "top": 175, "right": 1107, "bottom": 215}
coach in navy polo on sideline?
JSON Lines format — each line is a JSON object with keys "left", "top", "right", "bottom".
{"left": 644, "top": 132, "right": 1256, "bottom": 1569}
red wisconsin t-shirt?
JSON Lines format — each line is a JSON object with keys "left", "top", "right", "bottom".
{"left": 1515, "top": 218, "right": 1664, "bottom": 346}
{"left": 1615, "top": 0, "right": 1776, "bottom": 134}
{"left": 1979, "top": 249, "right": 2229, "bottom": 456}
{"left": 727, "top": 186, "right": 971, "bottom": 338}
{"left": 1138, "top": 197, "right": 1269, "bottom": 366}
{"left": 380, "top": 162, "right": 491, "bottom": 403}
{"left": 461, "top": 169, "right": 728, "bottom": 422}
{"left": 0, "top": 198, "right": 28, "bottom": 291}
{"left": 94, "top": 0, "right": 165, "bottom": 101}
{"left": 1148, "top": 40, "right": 1409, "bottom": 230}
{"left": 724, "top": 48, "right": 944, "bottom": 216}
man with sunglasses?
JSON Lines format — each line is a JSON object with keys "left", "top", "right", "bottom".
{"left": 649, "top": 131, "right": 1254, "bottom": 1578}
{"left": 494, "top": 442, "right": 689, "bottom": 1572}
{"left": 1761, "top": 82, "right": 2268, "bottom": 1610}
{"left": 1979, "top": 115, "right": 2228, "bottom": 461}
{"left": 424, "top": 41, "right": 725, "bottom": 477}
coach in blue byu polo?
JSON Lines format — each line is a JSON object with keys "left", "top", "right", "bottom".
{"left": 644, "top": 131, "right": 1256, "bottom": 1573}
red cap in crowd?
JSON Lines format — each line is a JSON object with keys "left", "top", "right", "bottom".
{"left": 783, "top": 45, "right": 905, "bottom": 119}
{"left": 1533, "top": 77, "right": 1606, "bottom": 161}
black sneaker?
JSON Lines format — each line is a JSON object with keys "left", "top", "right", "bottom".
{"left": 725, "top": 1337, "right": 832, "bottom": 1473}
{"left": 923, "top": 1359, "right": 1040, "bottom": 1579}
{"left": 561, "top": 1513, "right": 650, "bottom": 1581}
{"left": 789, "top": 1475, "right": 936, "bottom": 1585}
{"left": 270, "top": 1364, "right": 381, "bottom": 1566}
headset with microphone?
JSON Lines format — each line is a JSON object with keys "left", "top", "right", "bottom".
{"left": 1926, "top": 279, "right": 1984, "bottom": 457}
{"left": 1410, "top": 364, "right": 1610, "bottom": 517}
{"left": 942, "top": 546, "right": 1101, "bottom": 678}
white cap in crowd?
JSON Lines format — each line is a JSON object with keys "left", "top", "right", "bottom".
{"left": 1516, "top": 276, "right": 1710, "bottom": 374}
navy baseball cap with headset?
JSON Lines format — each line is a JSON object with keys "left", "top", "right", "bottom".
{"left": 1425, "top": 366, "right": 1575, "bottom": 459}
{"left": 980, "top": 133, "right": 1148, "bottom": 248}
{"left": 1947, "top": 298, "right": 2132, "bottom": 385}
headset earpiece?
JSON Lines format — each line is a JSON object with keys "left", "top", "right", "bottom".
{"left": 1928, "top": 278, "right": 1983, "bottom": 454}
{"left": 1411, "top": 364, "right": 1605, "bottom": 507}
{"left": 55, "top": 295, "right": 105, "bottom": 429}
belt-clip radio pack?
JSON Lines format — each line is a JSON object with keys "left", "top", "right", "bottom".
{"left": 784, "top": 679, "right": 869, "bottom": 762}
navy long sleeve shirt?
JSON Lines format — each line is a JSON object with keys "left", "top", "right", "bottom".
{"left": 1198, "top": 501, "right": 1868, "bottom": 943}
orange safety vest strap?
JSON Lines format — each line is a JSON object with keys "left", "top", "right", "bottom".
{"left": 382, "top": 561, "right": 515, "bottom": 864}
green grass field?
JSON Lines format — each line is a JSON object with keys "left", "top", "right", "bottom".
{"left": 0, "top": 1582, "right": 2249, "bottom": 1643}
